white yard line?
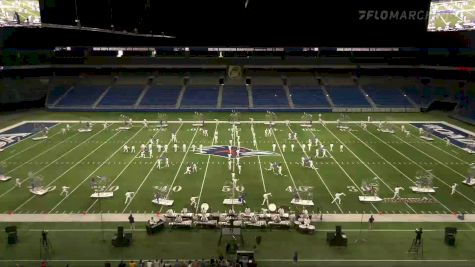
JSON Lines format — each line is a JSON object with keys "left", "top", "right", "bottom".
{"left": 24, "top": 228, "right": 475, "bottom": 232}
{"left": 305, "top": 124, "right": 380, "bottom": 213}
{"left": 0, "top": 259, "right": 470, "bottom": 263}
{"left": 2, "top": 212, "right": 475, "bottom": 222}
{"left": 0, "top": 122, "right": 60, "bottom": 151}
{"left": 18, "top": 119, "right": 450, "bottom": 124}
{"left": 0, "top": 121, "right": 28, "bottom": 133}
{"left": 270, "top": 126, "right": 300, "bottom": 194}
{"left": 12, "top": 129, "right": 125, "bottom": 213}
{"left": 124, "top": 124, "right": 194, "bottom": 213}
{"left": 5, "top": 130, "right": 82, "bottom": 174}
{"left": 251, "top": 124, "right": 267, "bottom": 193}
{"left": 392, "top": 132, "right": 473, "bottom": 184}
{"left": 85, "top": 127, "right": 166, "bottom": 213}
{"left": 347, "top": 129, "right": 453, "bottom": 213}
{"left": 407, "top": 124, "right": 471, "bottom": 164}
{"left": 1, "top": 127, "right": 64, "bottom": 161}
{"left": 443, "top": 121, "right": 475, "bottom": 137}
{"left": 11, "top": 129, "right": 126, "bottom": 212}
{"left": 363, "top": 126, "right": 475, "bottom": 206}
{"left": 286, "top": 125, "right": 343, "bottom": 213}
{"left": 322, "top": 124, "right": 417, "bottom": 213}
{"left": 154, "top": 127, "right": 199, "bottom": 213}
{"left": 0, "top": 127, "right": 107, "bottom": 198}
{"left": 48, "top": 127, "right": 146, "bottom": 213}
{"left": 195, "top": 123, "right": 220, "bottom": 212}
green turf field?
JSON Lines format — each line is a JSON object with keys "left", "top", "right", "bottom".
{"left": 0, "top": 112, "right": 474, "bottom": 216}
{"left": 0, "top": 0, "right": 41, "bottom": 24}
{"left": 1, "top": 221, "right": 475, "bottom": 266}
{"left": 428, "top": 0, "right": 475, "bottom": 31}
{"left": 1, "top": 111, "right": 475, "bottom": 266}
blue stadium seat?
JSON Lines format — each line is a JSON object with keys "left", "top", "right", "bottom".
{"left": 99, "top": 85, "right": 144, "bottom": 106}
{"left": 403, "top": 87, "right": 422, "bottom": 104}
{"left": 289, "top": 86, "right": 330, "bottom": 107}
{"left": 403, "top": 85, "right": 452, "bottom": 107}
{"left": 326, "top": 86, "right": 370, "bottom": 107}
{"left": 56, "top": 86, "right": 105, "bottom": 106}
{"left": 252, "top": 86, "right": 289, "bottom": 107}
{"left": 181, "top": 86, "right": 219, "bottom": 107}
{"left": 222, "top": 86, "right": 249, "bottom": 107}
{"left": 140, "top": 85, "right": 181, "bottom": 106}
{"left": 47, "top": 85, "right": 69, "bottom": 105}
{"left": 364, "top": 86, "right": 411, "bottom": 107}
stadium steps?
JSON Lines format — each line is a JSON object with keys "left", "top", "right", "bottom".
{"left": 403, "top": 90, "right": 419, "bottom": 108}
{"left": 217, "top": 84, "right": 223, "bottom": 108}
{"left": 50, "top": 85, "right": 74, "bottom": 107}
{"left": 358, "top": 85, "right": 377, "bottom": 108}
{"left": 283, "top": 85, "right": 295, "bottom": 109}
{"left": 176, "top": 85, "right": 186, "bottom": 108}
{"left": 247, "top": 85, "right": 254, "bottom": 108}
{"left": 134, "top": 84, "right": 150, "bottom": 108}
{"left": 43, "top": 77, "right": 55, "bottom": 107}
{"left": 93, "top": 85, "right": 112, "bottom": 109}
{"left": 320, "top": 85, "right": 335, "bottom": 108}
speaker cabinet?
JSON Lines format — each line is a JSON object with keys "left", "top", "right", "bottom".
{"left": 445, "top": 227, "right": 457, "bottom": 246}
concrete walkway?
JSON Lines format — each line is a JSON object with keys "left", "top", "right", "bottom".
{"left": 0, "top": 213, "right": 473, "bottom": 223}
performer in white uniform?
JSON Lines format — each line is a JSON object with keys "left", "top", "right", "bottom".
{"left": 262, "top": 192, "right": 272, "bottom": 206}
{"left": 392, "top": 187, "right": 404, "bottom": 199}
{"left": 124, "top": 191, "right": 135, "bottom": 204}
{"left": 331, "top": 193, "right": 346, "bottom": 205}
{"left": 451, "top": 183, "right": 458, "bottom": 195}
{"left": 190, "top": 196, "right": 198, "bottom": 208}
{"left": 60, "top": 186, "right": 70, "bottom": 197}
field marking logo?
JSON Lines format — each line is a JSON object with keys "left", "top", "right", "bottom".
{"left": 0, "top": 133, "right": 31, "bottom": 151}
{"left": 196, "top": 145, "right": 278, "bottom": 158}
{"left": 412, "top": 123, "right": 475, "bottom": 151}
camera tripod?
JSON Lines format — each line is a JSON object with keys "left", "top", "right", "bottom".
{"left": 39, "top": 235, "right": 53, "bottom": 260}
{"left": 408, "top": 238, "right": 423, "bottom": 256}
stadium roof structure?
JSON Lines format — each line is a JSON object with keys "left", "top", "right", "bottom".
{"left": 1, "top": 0, "right": 475, "bottom": 48}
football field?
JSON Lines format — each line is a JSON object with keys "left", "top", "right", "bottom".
{"left": 428, "top": 0, "right": 475, "bottom": 31}
{"left": 1, "top": 116, "right": 475, "bottom": 217}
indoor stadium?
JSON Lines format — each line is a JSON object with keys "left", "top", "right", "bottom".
{"left": 1, "top": 0, "right": 475, "bottom": 266}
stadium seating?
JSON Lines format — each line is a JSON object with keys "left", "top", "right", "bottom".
{"left": 403, "top": 84, "right": 454, "bottom": 108}
{"left": 181, "top": 86, "right": 219, "bottom": 107}
{"left": 364, "top": 86, "right": 412, "bottom": 107}
{"left": 326, "top": 86, "right": 370, "bottom": 107}
{"left": 98, "top": 85, "right": 144, "bottom": 106}
{"left": 139, "top": 85, "right": 182, "bottom": 107}
{"left": 46, "top": 85, "right": 69, "bottom": 105}
{"left": 222, "top": 86, "right": 249, "bottom": 107}
{"left": 56, "top": 85, "right": 106, "bottom": 106}
{"left": 403, "top": 86, "right": 423, "bottom": 105}
{"left": 252, "top": 86, "right": 289, "bottom": 108}
{"left": 289, "top": 86, "right": 330, "bottom": 107}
